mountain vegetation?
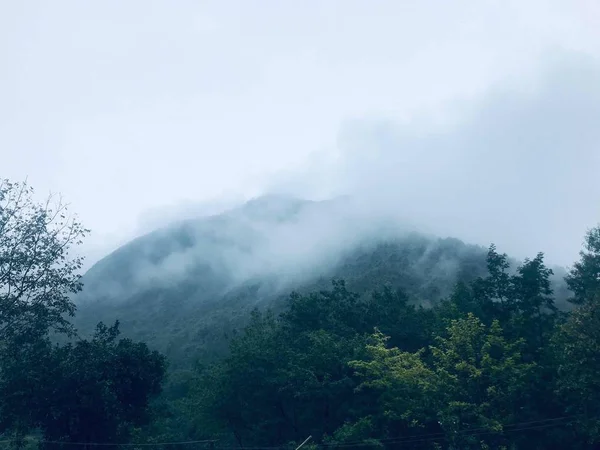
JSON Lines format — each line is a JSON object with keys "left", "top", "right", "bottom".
{"left": 70, "top": 197, "right": 569, "bottom": 367}
{"left": 2, "top": 178, "right": 600, "bottom": 449}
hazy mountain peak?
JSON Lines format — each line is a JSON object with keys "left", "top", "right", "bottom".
{"left": 232, "top": 194, "right": 311, "bottom": 222}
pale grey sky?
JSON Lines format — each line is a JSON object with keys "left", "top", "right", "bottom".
{"left": 2, "top": 0, "right": 600, "bottom": 266}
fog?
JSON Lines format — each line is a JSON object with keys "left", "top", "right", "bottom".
{"left": 126, "top": 52, "right": 600, "bottom": 281}
{"left": 77, "top": 195, "right": 415, "bottom": 302}
{"left": 284, "top": 52, "right": 600, "bottom": 267}
{"left": 76, "top": 52, "right": 600, "bottom": 305}
{"left": 2, "top": 1, "right": 600, "bottom": 276}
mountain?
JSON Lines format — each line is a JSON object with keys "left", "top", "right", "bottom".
{"left": 72, "top": 195, "right": 554, "bottom": 367}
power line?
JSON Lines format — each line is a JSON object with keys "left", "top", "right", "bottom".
{"left": 0, "top": 438, "right": 217, "bottom": 447}
{"left": 0, "top": 415, "right": 587, "bottom": 449}
{"left": 317, "top": 414, "right": 580, "bottom": 447}
{"left": 316, "top": 416, "right": 581, "bottom": 449}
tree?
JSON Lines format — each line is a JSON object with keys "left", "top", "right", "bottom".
{"left": 0, "top": 320, "right": 166, "bottom": 447}
{"left": 430, "top": 314, "right": 536, "bottom": 449}
{"left": 465, "top": 245, "right": 514, "bottom": 326}
{"left": 343, "top": 314, "right": 536, "bottom": 449}
{"left": 554, "top": 227, "right": 600, "bottom": 444}
{"left": 189, "top": 289, "right": 370, "bottom": 447}
{"left": 485, "top": 244, "right": 512, "bottom": 309}
{"left": 0, "top": 179, "right": 167, "bottom": 447}
{"left": 0, "top": 179, "right": 88, "bottom": 341}
{"left": 38, "top": 321, "right": 166, "bottom": 446}
{"left": 281, "top": 279, "right": 369, "bottom": 338}
{"left": 187, "top": 310, "right": 292, "bottom": 446}
{"left": 565, "top": 226, "right": 600, "bottom": 305}
{"left": 554, "top": 296, "right": 600, "bottom": 444}
{"left": 0, "top": 327, "right": 56, "bottom": 442}
{"left": 0, "top": 179, "right": 88, "bottom": 441}
{"left": 365, "top": 286, "right": 433, "bottom": 352}
{"left": 343, "top": 331, "right": 439, "bottom": 441}
{"left": 500, "top": 253, "right": 557, "bottom": 358}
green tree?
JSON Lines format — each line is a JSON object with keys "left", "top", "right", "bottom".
{"left": 365, "top": 286, "right": 433, "bottom": 352}
{"left": 0, "top": 180, "right": 167, "bottom": 447}
{"left": 430, "top": 314, "right": 536, "bottom": 449}
{"left": 189, "top": 293, "right": 369, "bottom": 447}
{"left": 0, "top": 179, "right": 88, "bottom": 441}
{"left": 0, "top": 179, "right": 87, "bottom": 340}
{"left": 343, "top": 331, "right": 439, "bottom": 441}
{"left": 0, "top": 329, "right": 55, "bottom": 443}
{"left": 0, "top": 321, "right": 166, "bottom": 447}
{"left": 343, "top": 314, "right": 536, "bottom": 449}
{"left": 565, "top": 226, "right": 600, "bottom": 305}
{"left": 554, "top": 228, "right": 600, "bottom": 444}
{"left": 508, "top": 253, "right": 557, "bottom": 355}
{"left": 554, "top": 296, "right": 600, "bottom": 444}
{"left": 281, "top": 280, "right": 369, "bottom": 338}
{"left": 188, "top": 310, "right": 290, "bottom": 446}
{"left": 38, "top": 321, "right": 166, "bottom": 446}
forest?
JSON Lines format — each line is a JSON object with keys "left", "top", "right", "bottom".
{"left": 1, "top": 178, "right": 600, "bottom": 450}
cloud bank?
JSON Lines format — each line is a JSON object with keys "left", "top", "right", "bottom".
{"left": 265, "top": 52, "right": 600, "bottom": 266}
{"left": 80, "top": 51, "right": 600, "bottom": 281}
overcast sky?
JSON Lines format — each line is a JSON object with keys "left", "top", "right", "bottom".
{"left": 2, "top": 0, "right": 600, "bottom": 267}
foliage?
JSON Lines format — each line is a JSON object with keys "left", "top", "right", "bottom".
{"left": 0, "top": 180, "right": 166, "bottom": 448}
{"left": 565, "top": 227, "right": 600, "bottom": 305}
{"left": 429, "top": 315, "right": 535, "bottom": 448}
{"left": 0, "top": 178, "right": 88, "bottom": 341}
{"left": 38, "top": 321, "right": 166, "bottom": 445}
{"left": 0, "top": 178, "right": 88, "bottom": 441}
{"left": 4, "top": 179, "right": 600, "bottom": 449}
{"left": 72, "top": 229, "right": 495, "bottom": 367}
{"left": 554, "top": 291, "right": 600, "bottom": 442}
{"left": 181, "top": 228, "right": 600, "bottom": 449}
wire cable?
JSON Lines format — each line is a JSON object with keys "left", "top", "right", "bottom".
{"left": 0, "top": 415, "right": 587, "bottom": 449}
{"left": 317, "top": 414, "right": 580, "bottom": 447}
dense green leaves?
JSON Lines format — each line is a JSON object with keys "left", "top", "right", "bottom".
{"left": 565, "top": 227, "right": 600, "bottom": 305}
{"left": 429, "top": 315, "right": 535, "bottom": 448}
{"left": 0, "top": 180, "right": 166, "bottom": 448}
{"left": 0, "top": 321, "right": 166, "bottom": 447}
{"left": 72, "top": 231, "right": 494, "bottom": 367}
{"left": 39, "top": 321, "right": 166, "bottom": 445}
{"left": 3, "top": 178, "right": 600, "bottom": 449}
{"left": 183, "top": 227, "right": 600, "bottom": 449}
{"left": 554, "top": 294, "right": 600, "bottom": 442}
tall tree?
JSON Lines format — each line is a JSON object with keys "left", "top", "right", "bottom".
{"left": 0, "top": 179, "right": 88, "bottom": 441}
{"left": 430, "top": 314, "right": 536, "bottom": 449}
{"left": 341, "top": 331, "right": 439, "bottom": 441}
{"left": 1, "top": 179, "right": 167, "bottom": 447}
{"left": 0, "top": 179, "right": 88, "bottom": 340}
{"left": 565, "top": 226, "right": 600, "bottom": 305}
{"left": 343, "top": 315, "right": 537, "bottom": 449}
{"left": 508, "top": 253, "right": 557, "bottom": 357}
{"left": 554, "top": 296, "right": 600, "bottom": 445}
{"left": 555, "top": 227, "right": 600, "bottom": 444}
{"left": 37, "top": 321, "right": 166, "bottom": 446}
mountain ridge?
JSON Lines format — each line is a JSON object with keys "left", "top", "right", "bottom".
{"left": 72, "top": 195, "right": 568, "bottom": 366}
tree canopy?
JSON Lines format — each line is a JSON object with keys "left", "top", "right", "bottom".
{"left": 2, "top": 178, "right": 600, "bottom": 449}
{"left": 182, "top": 227, "right": 600, "bottom": 449}
{"left": 0, "top": 179, "right": 166, "bottom": 448}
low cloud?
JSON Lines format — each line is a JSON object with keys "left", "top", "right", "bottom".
{"left": 267, "top": 51, "right": 600, "bottom": 266}
{"left": 79, "top": 51, "right": 600, "bottom": 306}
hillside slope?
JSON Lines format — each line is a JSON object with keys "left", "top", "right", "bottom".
{"left": 73, "top": 195, "right": 557, "bottom": 366}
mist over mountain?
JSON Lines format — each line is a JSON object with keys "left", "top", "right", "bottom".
{"left": 70, "top": 56, "right": 600, "bottom": 366}
{"left": 6, "top": 1, "right": 600, "bottom": 446}
{"left": 73, "top": 194, "right": 569, "bottom": 365}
